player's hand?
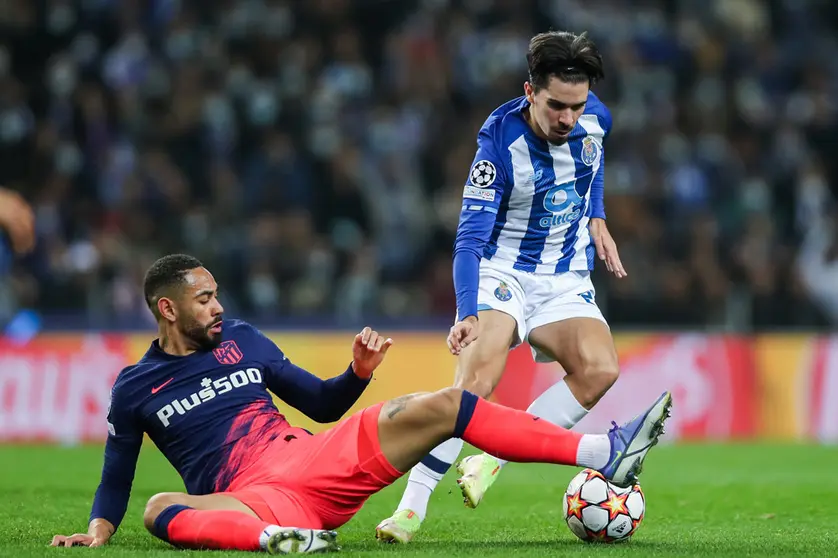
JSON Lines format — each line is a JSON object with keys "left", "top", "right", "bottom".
{"left": 351, "top": 327, "right": 393, "bottom": 379}
{"left": 51, "top": 534, "right": 99, "bottom": 547}
{"left": 51, "top": 519, "right": 113, "bottom": 548}
{"left": 447, "top": 316, "right": 478, "bottom": 355}
{"left": 590, "top": 218, "right": 626, "bottom": 278}
{"left": 0, "top": 187, "right": 35, "bottom": 255}
{"left": 50, "top": 533, "right": 107, "bottom": 548}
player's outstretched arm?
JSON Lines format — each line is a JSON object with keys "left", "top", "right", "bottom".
{"left": 52, "top": 386, "right": 143, "bottom": 548}
{"left": 262, "top": 327, "right": 392, "bottom": 423}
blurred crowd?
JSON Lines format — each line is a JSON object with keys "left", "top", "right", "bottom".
{"left": 1, "top": 0, "right": 838, "bottom": 330}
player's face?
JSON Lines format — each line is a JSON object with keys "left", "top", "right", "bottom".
{"left": 178, "top": 267, "right": 225, "bottom": 351}
{"left": 525, "top": 77, "right": 589, "bottom": 145}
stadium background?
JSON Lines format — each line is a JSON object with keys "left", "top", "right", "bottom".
{"left": 1, "top": 0, "right": 837, "bottom": 445}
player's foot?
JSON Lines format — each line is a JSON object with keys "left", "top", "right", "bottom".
{"left": 455, "top": 453, "right": 502, "bottom": 508}
{"left": 265, "top": 528, "right": 339, "bottom": 554}
{"left": 375, "top": 509, "right": 422, "bottom": 543}
{"left": 598, "top": 391, "right": 673, "bottom": 488}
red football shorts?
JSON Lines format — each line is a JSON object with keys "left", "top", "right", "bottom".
{"left": 223, "top": 402, "right": 403, "bottom": 530}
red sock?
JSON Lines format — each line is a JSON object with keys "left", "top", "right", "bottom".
{"left": 158, "top": 505, "right": 273, "bottom": 551}
{"left": 460, "top": 393, "right": 583, "bottom": 465}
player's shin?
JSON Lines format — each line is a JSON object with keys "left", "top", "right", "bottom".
{"left": 456, "top": 391, "right": 609, "bottom": 469}
{"left": 395, "top": 437, "right": 464, "bottom": 520}
{"left": 153, "top": 504, "right": 281, "bottom": 551}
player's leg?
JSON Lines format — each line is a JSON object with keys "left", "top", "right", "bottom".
{"left": 528, "top": 317, "right": 618, "bottom": 411}
{"left": 454, "top": 286, "right": 617, "bottom": 509}
{"left": 377, "top": 309, "right": 516, "bottom": 542}
{"left": 376, "top": 386, "right": 670, "bottom": 488}
{"left": 143, "top": 492, "right": 270, "bottom": 551}
{"left": 397, "top": 310, "right": 517, "bottom": 506}
{"left": 466, "top": 317, "right": 617, "bottom": 475}
{"left": 277, "top": 386, "right": 668, "bottom": 548}
{"left": 143, "top": 491, "right": 338, "bottom": 554}
{"left": 452, "top": 310, "right": 518, "bottom": 396}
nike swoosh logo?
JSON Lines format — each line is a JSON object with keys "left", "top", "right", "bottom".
{"left": 151, "top": 378, "right": 174, "bottom": 394}
{"left": 606, "top": 450, "right": 622, "bottom": 470}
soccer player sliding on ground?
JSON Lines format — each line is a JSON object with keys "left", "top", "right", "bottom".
{"left": 51, "top": 254, "right": 672, "bottom": 554}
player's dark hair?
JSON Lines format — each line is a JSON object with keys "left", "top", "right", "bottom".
{"left": 143, "top": 254, "right": 204, "bottom": 318}
{"left": 526, "top": 31, "right": 604, "bottom": 91}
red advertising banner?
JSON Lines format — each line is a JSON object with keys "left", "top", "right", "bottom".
{"left": 0, "top": 331, "right": 834, "bottom": 443}
{"left": 0, "top": 335, "right": 129, "bottom": 442}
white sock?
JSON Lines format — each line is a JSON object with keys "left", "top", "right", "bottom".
{"left": 495, "top": 380, "right": 588, "bottom": 467}
{"left": 395, "top": 437, "right": 464, "bottom": 521}
{"left": 259, "top": 525, "right": 283, "bottom": 550}
{"left": 576, "top": 434, "right": 611, "bottom": 469}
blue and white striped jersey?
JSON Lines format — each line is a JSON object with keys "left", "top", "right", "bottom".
{"left": 453, "top": 93, "right": 612, "bottom": 319}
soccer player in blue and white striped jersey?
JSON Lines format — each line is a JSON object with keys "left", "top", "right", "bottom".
{"left": 378, "top": 31, "right": 628, "bottom": 543}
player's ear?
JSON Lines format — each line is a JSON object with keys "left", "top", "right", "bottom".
{"left": 524, "top": 81, "right": 533, "bottom": 101}
{"left": 157, "top": 297, "right": 178, "bottom": 323}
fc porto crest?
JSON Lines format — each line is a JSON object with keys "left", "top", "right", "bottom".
{"left": 213, "top": 340, "right": 243, "bottom": 365}
{"left": 581, "top": 136, "right": 600, "bottom": 166}
{"left": 494, "top": 281, "right": 512, "bottom": 302}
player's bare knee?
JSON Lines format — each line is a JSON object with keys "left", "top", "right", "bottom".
{"left": 438, "top": 386, "right": 467, "bottom": 420}
{"left": 454, "top": 376, "right": 494, "bottom": 398}
{"left": 143, "top": 492, "right": 184, "bottom": 531}
{"left": 454, "top": 356, "right": 506, "bottom": 398}
{"left": 425, "top": 387, "right": 466, "bottom": 427}
{"left": 578, "top": 362, "right": 619, "bottom": 407}
{"left": 438, "top": 386, "right": 466, "bottom": 407}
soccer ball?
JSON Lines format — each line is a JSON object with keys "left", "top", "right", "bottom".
{"left": 562, "top": 469, "right": 645, "bottom": 543}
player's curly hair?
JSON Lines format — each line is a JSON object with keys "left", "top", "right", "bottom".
{"left": 527, "top": 31, "right": 604, "bottom": 90}
{"left": 143, "top": 254, "right": 204, "bottom": 318}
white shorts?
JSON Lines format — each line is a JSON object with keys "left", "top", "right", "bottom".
{"left": 467, "top": 259, "right": 608, "bottom": 363}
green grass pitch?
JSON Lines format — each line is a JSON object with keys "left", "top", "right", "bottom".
{"left": 4, "top": 443, "right": 836, "bottom": 557}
